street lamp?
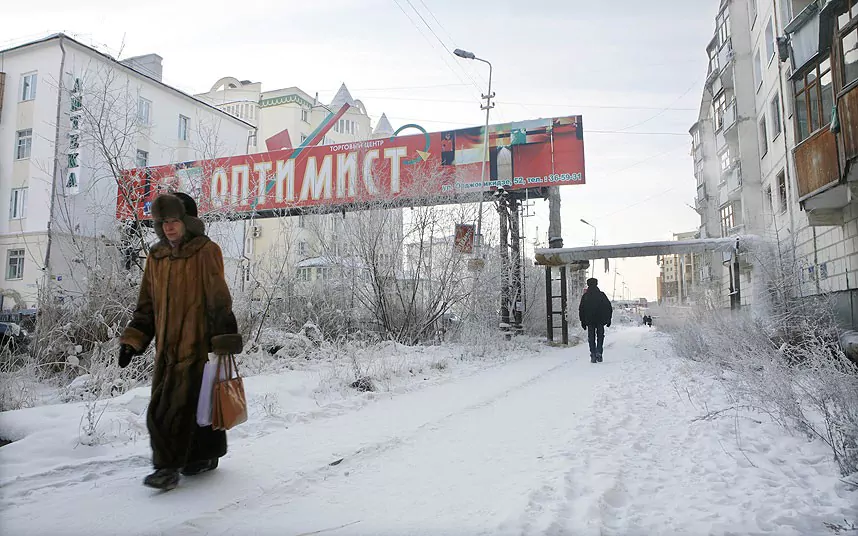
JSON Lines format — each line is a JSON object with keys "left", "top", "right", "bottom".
{"left": 613, "top": 270, "right": 621, "bottom": 301}
{"left": 580, "top": 219, "right": 597, "bottom": 278}
{"left": 454, "top": 48, "right": 494, "bottom": 256}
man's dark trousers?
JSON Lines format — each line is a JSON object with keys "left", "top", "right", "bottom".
{"left": 587, "top": 325, "right": 605, "bottom": 356}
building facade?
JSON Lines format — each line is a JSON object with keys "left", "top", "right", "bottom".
{"left": 0, "top": 34, "right": 252, "bottom": 310}
{"left": 656, "top": 231, "right": 701, "bottom": 305}
{"left": 691, "top": 0, "right": 858, "bottom": 328}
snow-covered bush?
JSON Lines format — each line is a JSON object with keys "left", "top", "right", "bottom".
{"left": 664, "top": 307, "right": 858, "bottom": 476}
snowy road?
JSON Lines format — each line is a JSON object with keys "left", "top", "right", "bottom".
{"left": 1, "top": 328, "right": 854, "bottom": 535}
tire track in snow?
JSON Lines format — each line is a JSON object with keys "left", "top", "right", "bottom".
{"left": 156, "top": 355, "right": 581, "bottom": 535}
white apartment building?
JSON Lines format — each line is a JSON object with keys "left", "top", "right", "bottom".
{"left": 0, "top": 34, "right": 253, "bottom": 310}
{"left": 691, "top": 0, "right": 858, "bottom": 328}
{"left": 656, "top": 231, "right": 700, "bottom": 305}
{"left": 195, "top": 79, "right": 403, "bottom": 289}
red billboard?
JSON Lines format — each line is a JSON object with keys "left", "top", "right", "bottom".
{"left": 454, "top": 224, "right": 476, "bottom": 254}
{"left": 116, "top": 115, "right": 585, "bottom": 220}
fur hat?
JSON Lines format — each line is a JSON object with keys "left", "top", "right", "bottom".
{"left": 586, "top": 278, "right": 599, "bottom": 287}
{"left": 151, "top": 193, "right": 205, "bottom": 243}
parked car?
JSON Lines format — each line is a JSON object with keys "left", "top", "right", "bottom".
{"left": 0, "top": 322, "right": 29, "bottom": 352}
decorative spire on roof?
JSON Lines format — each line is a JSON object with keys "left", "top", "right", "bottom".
{"left": 373, "top": 113, "right": 394, "bottom": 138}
{"left": 330, "top": 83, "right": 355, "bottom": 109}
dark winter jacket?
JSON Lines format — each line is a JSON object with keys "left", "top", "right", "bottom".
{"left": 121, "top": 194, "right": 243, "bottom": 470}
{"left": 579, "top": 286, "right": 613, "bottom": 327}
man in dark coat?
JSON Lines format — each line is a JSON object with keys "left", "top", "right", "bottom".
{"left": 579, "top": 278, "right": 613, "bottom": 363}
{"left": 119, "top": 193, "right": 243, "bottom": 490}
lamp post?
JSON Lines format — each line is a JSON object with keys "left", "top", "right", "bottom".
{"left": 613, "top": 270, "right": 621, "bottom": 301}
{"left": 454, "top": 48, "right": 494, "bottom": 256}
{"left": 580, "top": 219, "right": 597, "bottom": 278}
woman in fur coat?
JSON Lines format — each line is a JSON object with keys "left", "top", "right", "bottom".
{"left": 118, "top": 192, "right": 243, "bottom": 490}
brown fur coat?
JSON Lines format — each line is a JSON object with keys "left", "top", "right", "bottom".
{"left": 121, "top": 194, "right": 242, "bottom": 469}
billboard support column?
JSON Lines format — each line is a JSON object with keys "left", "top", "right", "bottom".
{"left": 496, "top": 190, "right": 510, "bottom": 335}
{"left": 509, "top": 196, "right": 523, "bottom": 331}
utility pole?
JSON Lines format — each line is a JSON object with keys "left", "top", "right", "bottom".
{"left": 453, "top": 49, "right": 494, "bottom": 257}
{"left": 509, "top": 195, "right": 523, "bottom": 331}
{"left": 496, "top": 188, "right": 511, "bottom": 332}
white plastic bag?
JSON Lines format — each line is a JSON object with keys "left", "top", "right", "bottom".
{"left": 197, "top": 355, "right": 224, "bottom": 426}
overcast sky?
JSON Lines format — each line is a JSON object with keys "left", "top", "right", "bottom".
{"left": 4, "top": 0, "right": 718, "bottom": 300}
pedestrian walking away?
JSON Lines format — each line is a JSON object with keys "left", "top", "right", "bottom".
{"left": 118, "top": 192, "right": 243, "bottom": 491}
{"left": 578, "top": 278, "right": 613, "bottom": 363}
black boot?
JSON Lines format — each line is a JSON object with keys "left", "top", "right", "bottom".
{"left": 597, "top": 352, "right": 603, "bottom": 363}
{"left": 590, "top": 351, "right": 597, "bottom": 363}
{"left": 182, "top": 458, "right": 219, "bottom": 476}
{"left": 143, "top": 468, "right": 180, "bottom": 490}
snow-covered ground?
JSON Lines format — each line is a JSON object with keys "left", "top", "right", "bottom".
{"left": 1, "top": 327, "right": 855, "bottom": 535}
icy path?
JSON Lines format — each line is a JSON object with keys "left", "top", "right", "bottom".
{"left": 2, "top": 328, "right": 854, "bottom": 535}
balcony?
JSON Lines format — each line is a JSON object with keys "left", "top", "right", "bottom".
{"left": 717, "top": 40, "right": 735, "bottom": 89}
{"left": 840, "top": 83, "right": 858, "bottom": 166}
{"left": 795, "top": 125, "right": 845, "bottom": 224}
{"left": 719, "top": 162, "right": 742, "bottom": 206}
{"left": 722, "top": 101, "right": 739, "bottom": 138}
{"left": 695, "top": 182, "right": 708, "bottom": 212}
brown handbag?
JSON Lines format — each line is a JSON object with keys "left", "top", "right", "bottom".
{"left": 211, "top": 354, "right": 248, "bottom": 430}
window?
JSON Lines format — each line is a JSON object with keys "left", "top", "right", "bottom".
{"left": 692, "top": 129, "right": 701, "bottom": 149}
{"left": 137, "top": 97, "right": 151, "bottom": 125}
{"left": 765, "top": 20, "right": 775, "bottom": 63}
{"left": 298, "top": 267, "right": 311, "bottom": 282}
{"left": 301, "top": 108, "right": 310, "bottom": 123}
{"left": 9, "top": 188, "right": 27, "bottom": 220}
{"left": 716, "top": 9, "right": 731, "bottom": 48}
{"left": 720, "top": 204, "right": 735, "bottom": 236}
{"left": 793, "top": 57, "right": 833, "bottom": 141}
{"left": 178, "top": 115, "right": 190, "bottom": 141}
{"left": 6, "top": 249, "right": 24, "bottom": 280}
{"left": 136, "top": 149, "right": 148, "bottom": 168}
{"left": 764, "top": 185, "right": 774, "bottom": 213}
{"left": 298, "top": 242, "right": 307, "bottom": 256}
{"left": 754, "top": 49, "right": 763, "bottom": 90}
{"left": 713, "top": 91, "right": 728, "bottom": 130}
{"left": 777, "top": 171, "right": 788, "bottom": 213}
{"left": 20, "top": 73, "right": 37, "bottom": 101}
{"left": 842, "top": 26, "right": 858, "bottom": 87}
{"left": 838, "top": 0, "right": 857, "bottom": 29}
{"left": 758, "top": 114, "right": 768, "bottom": 156}
{"left": 300, "top": 134, "right": 308, "bottom": 143}
{"left": 719, "top": 148, "right": 731, "bottom": 173}
{"left": 15, "top": 129, "right": 32, "bottom": 160}
{"left": 771, "top": 92, "right": 782, "bottom": 138}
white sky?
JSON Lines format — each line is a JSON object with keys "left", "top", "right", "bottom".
{"left": 4, "top": 0, "right": 717, "bottom": 300}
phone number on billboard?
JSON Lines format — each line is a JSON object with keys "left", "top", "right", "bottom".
{"left": 514, "top": 173, "right": 583, "bottom": 185}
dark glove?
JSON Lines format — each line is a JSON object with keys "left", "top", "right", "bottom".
{"left": 118, "top": 344, "right": 135, "bottom": 368}
{"left": 606, "top": 321, "right": 611, "bottom": 328}
{"left": 581, "top": 323, "right": 587, "bottom": 330}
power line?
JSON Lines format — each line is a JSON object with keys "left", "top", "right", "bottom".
{"left": 616, "top": 80, "right": 700, "bottom": 132}
{"left": 402, "top": 0, "right": 485, "bottom": 93}
{"left": 389, "top": 0, "right": 483, "bottom": 100}
{"left": 414, "top": 0, "right": 489, "bottom": 88}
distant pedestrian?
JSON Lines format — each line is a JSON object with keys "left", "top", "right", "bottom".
{"left": 579, "top": 278, "right": 613, "bottom": 363}
{"left": 118, "top": 192, "right": 243, "bottom": 491}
